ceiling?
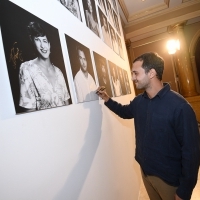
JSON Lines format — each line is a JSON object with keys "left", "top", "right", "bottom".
{"left": 117, "top": 0, "right": 200, "bottom": 42}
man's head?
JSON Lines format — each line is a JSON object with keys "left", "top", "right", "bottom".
{"left": 131, "top": 52, "right": 164, "bottom": 89}
{"left": 77, "top": 46, "right": 87, "bottom": 73}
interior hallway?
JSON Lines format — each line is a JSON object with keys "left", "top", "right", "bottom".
{"left": 138, "top": 170, "right": 200, "bottom": 200}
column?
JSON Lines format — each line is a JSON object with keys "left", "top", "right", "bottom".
{"left": 172, "top": 24, "right": 198, "bottom": 97}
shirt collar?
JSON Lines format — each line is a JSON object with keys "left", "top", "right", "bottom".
{"left": 142, "top": 83, "right": 170, "bottom": 99}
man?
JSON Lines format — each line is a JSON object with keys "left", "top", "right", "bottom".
{"left": 110, "top": 26, "right": 118, "bottom": 54}
{"left": 101, "top": 13, "right": 112, "bottom": 48}
{"left": 110, "top": 64, "right": 121, "bottom": 97}
{"left": 117, "top": 36, "right": 124, "bottom": 58}
{"left": 98, "top": 60, "right": 112, "bottom": 97}
{"left": 74, "top": 46, "right": 98, "bottom": 103}
{"left": 96, "top": 52, "right": 200, "bottom": 200}
{"left": 118, "top": 67, "right": 126, "bottom": 95}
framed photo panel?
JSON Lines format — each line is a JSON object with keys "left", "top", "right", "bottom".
{"left": 93, "top": 51, "right": 113, "bottom": 97}
{"left": 65, "top": 35, "right": 98, "bottom": 103}
{"left": 0, "top": 0, "right": 72, "bottom": 114}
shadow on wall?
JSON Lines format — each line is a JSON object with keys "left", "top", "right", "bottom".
{"left": 53, "top": 101, "right": 102, "bottom": 200}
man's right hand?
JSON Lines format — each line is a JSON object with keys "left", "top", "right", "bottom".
{"left": 96, "top": 86, "right": 110, "bottom": 102}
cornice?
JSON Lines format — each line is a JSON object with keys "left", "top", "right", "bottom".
{"left": 128, "top": 2, "right": 168, "bottom": 22}
{"left": 118, "top": 0, "right": 129, "bottom": 21}
{"left": 124, "top": 0, "right": 200, "bottom": 27}
{"left": 125, "top": 9, "right": 200, "bottom": 39}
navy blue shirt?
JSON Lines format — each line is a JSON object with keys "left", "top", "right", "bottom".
{"left": 105, "top": 83, "right": 200, "bottom": 200}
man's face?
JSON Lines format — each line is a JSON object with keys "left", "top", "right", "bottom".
{"left": 78, "top": 50, "right": 87, "bottom": 72}
{"left": 131, "top": 60, "right": 150, "bottom": 90}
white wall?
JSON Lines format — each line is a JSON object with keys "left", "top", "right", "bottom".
{"left": 0, "top": 0, "right": 141, "bottom": 199}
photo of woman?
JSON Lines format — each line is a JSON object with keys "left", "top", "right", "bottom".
{"left": 82, "top": 0, "right": 100, "bottom": 37}
{"left": 19, "top": 22, "right": 70, "bottom": 111}
{"left": 0, "top": 1, "right": 71, "bottom": 114}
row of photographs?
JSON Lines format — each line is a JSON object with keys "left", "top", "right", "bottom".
{"left": 57, "top": 0, "right": 124, "bottom": 58}
{"left": 0, "top": 0, "right": 131, "bottom": 114}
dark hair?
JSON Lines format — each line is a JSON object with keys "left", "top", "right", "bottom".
{"left": 133, "top": 52, "right": 164, "bottom": 80}
{"left": 76, "top": 44, "right": 85, "bottom": 56}
{"left": 27, "top": 22, "right": 49, "bottom": 42}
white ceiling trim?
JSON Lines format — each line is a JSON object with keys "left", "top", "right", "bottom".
{"left": 128, "top": 2, "right": 168, "bottom": 22}
{"left": 125, "top": 9, "right": 200, "bottom": 39}
{"left": 124, "top": 0, "right": 200, "bottom": 28}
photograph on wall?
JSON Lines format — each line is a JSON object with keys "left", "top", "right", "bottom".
{"left": 123, "top": 69, "right": 131, "bottom": 94}
{"left": 93, "top": 51, "right": 113, "bottom": 97}
{"left": 109, "top": 24, "right": 119, "bottom": 54}
{"left": 98, "top": 0, "right": 107, "bottom": 15}
{"left": 0, "top": 0, "right": 72, "bottom": 114}
{"left": 108, "top": 61, "right": 122, "bottom": 97}
{"left": 117, "top": 66, "right": 127, "bottom": 95}
{"left": 98, "top": 8, "right": 112, "bottom": 48}
{"left": 106, "top": 0, "right": 114, "bottom": 26}
{"left": 65, "top": 35, "right": 98, "bottom": 103}
{"left": 56, "top": 0, "right": 82, "bottom": 21}
{"left": 112, "top": 0, "right": 118, "bottom": 12}
{"left": 82, "top": 0, "right": 100, "bottom": 37}
{"left": 113, "top": 10, "right": 120, "bottom": 35}
{"left": 116, "top": 34, "right": 124, "bottom": 59}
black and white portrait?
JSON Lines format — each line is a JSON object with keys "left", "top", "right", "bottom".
{"left": 98, "top": 0, "right": 107, "bottom": 15}
{"left": 123, "top": 69, "right": 131, "bottom": 94}
{"left": 106, "top": 0, "right": 114, "bottom": 25}
{"left": 108, "top": 61, "right": 122, "bottom": 97}
{"left": 82, "top": 0, "right": 100, "bottom": 37}
{"left": 112, "top": 0, "right": 118, "bottom": 12}
{"left": 113, "top": 11, "right": 120, "bottom": 34}
{"left": 99, "top": 8, "right": 112, "bottom": 48}
{"left": 0, "top": 1, "right": 71, "bottom": 114}
{"left": 65, "top": 35, "right": 98, "bottom": 103}
{"left": 116, "top": 34, "right": 124, "bottom": 59}
{"left": 109, "top": 24, "right": 119, "bottom": 54}
{"left": 117, "top": 66, "right": 127, "bottom": 95}
{"left": 57, "top": 0, "right": 82, "bottom": 21}
{"left": 93, "top": 52, "right": 113, "bottom": 97}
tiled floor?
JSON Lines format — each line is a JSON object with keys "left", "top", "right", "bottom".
{"left": 138, "top": 170, "right": 200, "bottom": 200}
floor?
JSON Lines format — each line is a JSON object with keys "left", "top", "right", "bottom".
{"left": 138, "top": 170, "right": 200, "bottom": 200}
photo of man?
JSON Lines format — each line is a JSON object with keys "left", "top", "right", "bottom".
{"left": 109, "top": 24, "right": 119, "bottom": 54}
{"left": 117, "top": 34, "right": 124, "bottom": 59}
{"left": 99, "top": 8, "right": 112, "bottom": 48}
{"left": 65, "top": 35, "right": 98, "bottom": 103}
{"left": 117, "top": 66, "right": 127, "bottom": 95}
{"left": 82, "top": 0, "right": 100, "bottom": 37}
{"left": 93, "top": 52, "right": 112, "bottom": 97}
{"left": 108, "top": 61, "right": 122, "bottom": 97}
{"left": 123, "top": 69, "right": 131, "bottom": 94}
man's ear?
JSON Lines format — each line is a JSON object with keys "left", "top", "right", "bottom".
{"left": 149, "top": 68, "right": 157, "bottom": 79}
